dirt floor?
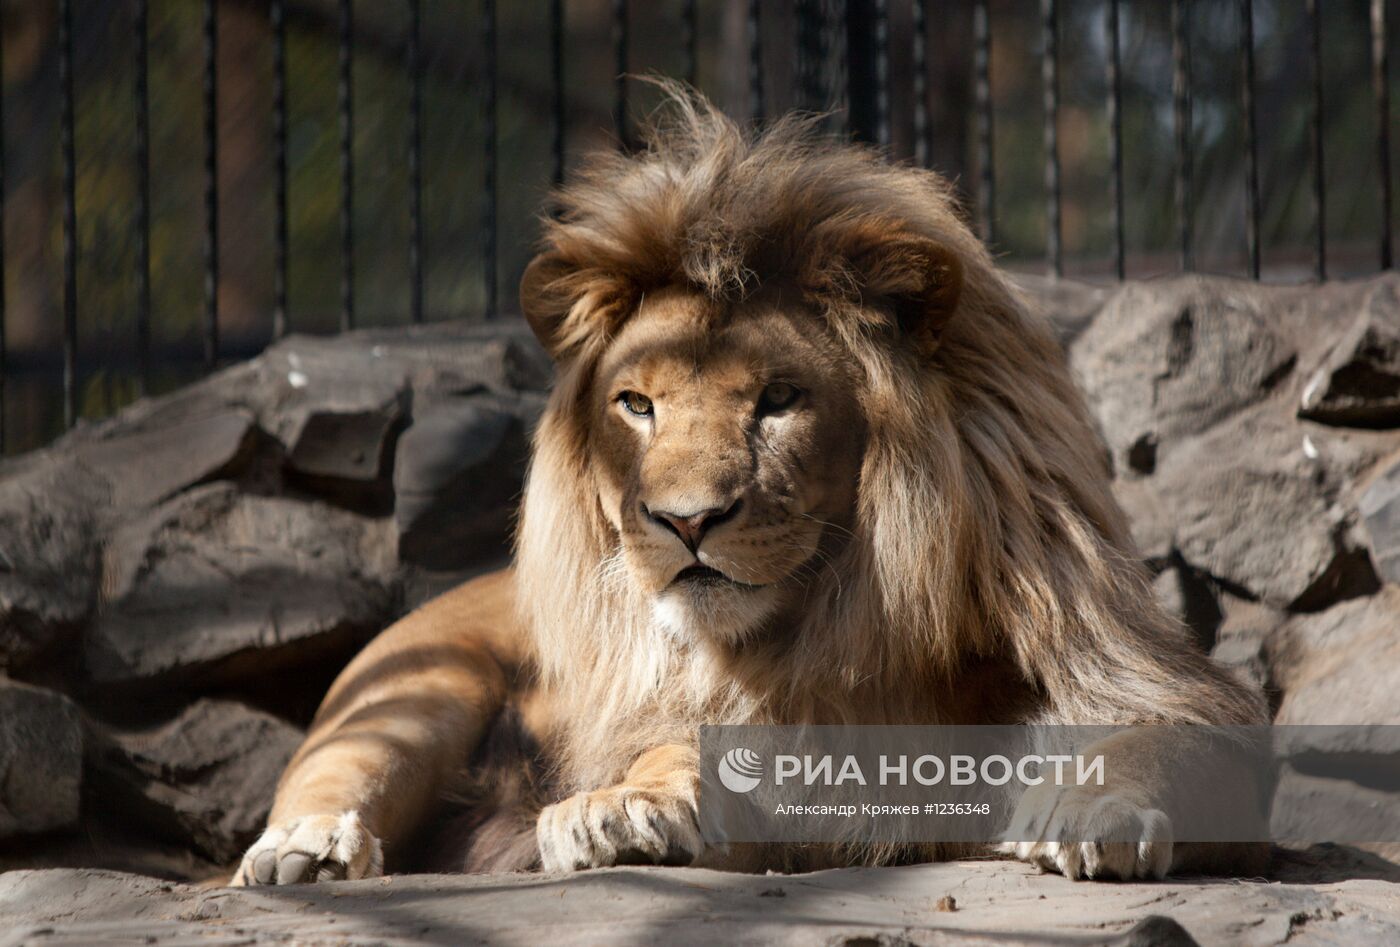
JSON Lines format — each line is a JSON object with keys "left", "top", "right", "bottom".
{"left": 2, "top": 851, "right": 1399, "bottom": 946}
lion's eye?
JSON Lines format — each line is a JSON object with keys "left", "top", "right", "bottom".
{"left": 619, "top": 391, "right": 654, "bottom": 417}
{"left": 758, "top": 382, "right": 801, "bottom": 413}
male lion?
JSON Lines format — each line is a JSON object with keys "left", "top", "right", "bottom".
{"left": 235, "top": 91, "right": 1266, "bottom": 887}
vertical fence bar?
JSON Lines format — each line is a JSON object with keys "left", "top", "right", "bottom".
{"left": 1306, "top": 0, "right": 1325, "bottom": 280}
{"left": 1106, "top": 0, "right": 1125, "bottom": 280}
{"left": 1374, "top": 0, "right": 1392, "bottom": 270}
{"left": 408, "top": 0, "right": 424, "bottom": 324}
{"left": 59, "top": 0, "right": 77, "bottom": 427}
{"left": 1172, "top": 0, "right": 1193, "bottom": 272}
{"left": 134, "top": 0, "right": 152, "bottom": 391}
{"left": 338, "top": 0, "right": 354, "bottom": 330}
{"left": 873, "top": 0, "right": 889, "bottom": 147}
{"left": 550, "top": 0, "right": 565, "bottom": 186}
{"left": 613, "top": 0, "right": 628, "bottom": 148}
{"left": 1042, "top": 0, "right": 1061, "bottom": 277}
{"left": 0, "top": 12, "right": 6, "bottom": 448}
{"left": 682, "top": 0, "right": 698, "bottom": 88}
{"left": 748, "top": 0, "right": 764, "bottom": 123}
{"left": 912, "top": 0, "right": 930, "bottom": 167}
{"left": 203, "top": 0, "right": 219, "bottom": 364}
{"left": 795, "top": 0, "right": 821, "bottom": 113}
{"left": 1240, "top": 0, "right": 1260, "bottom": 279}
{"left": 973, "top": 0, "right": 994, "bottom": 244}
{"left": 271, "top": 0, "right": 289, "bottom": 339}
{"left": 482, "top": 0, "right": 498, "bottom": 319}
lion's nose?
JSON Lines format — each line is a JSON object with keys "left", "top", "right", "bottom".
{"left": 644, "top": 500, "right": 741, "bottom": 552}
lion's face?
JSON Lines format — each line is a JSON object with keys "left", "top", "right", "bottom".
{"left": 587, "top": 285, "right": 867, "bottom": 643}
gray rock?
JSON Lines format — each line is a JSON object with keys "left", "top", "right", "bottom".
{"left": 1070, "top": 278, "right": 1298, "bottom": 478}
{"left": 1272, "top": 767, "right": 1400, "bottom": 861}
{"left": 85, "top": 483, "right": 397, "bottom": 686}
{"left": 0, "top": 458, "right": 105, "bottom": 670}
{"left": 1358, "top": 450, "right": 1400, "bottom": 584}
{"left": 1154, "top": 407, "right": 1370, "bottom": 609}
{"left": 1211, "top": 593, "right": 1284, "bottom": 693}
{"left": 0, "top": 682, "right": 82, "bottom": 839}
{"left": 393, "top": 394, "right": 542, "bottom": 570}
{"left": 69, "top": 407, "right": 256, "bottom": 510}
{"left": 87, "top": 699, "right": 303, "bottom": 863}
{"left": 1273, "top": 589, "right": 1400, "bottom": 732}
{"left": 1298, "top": 280, "right": 1400, "bottom": 427}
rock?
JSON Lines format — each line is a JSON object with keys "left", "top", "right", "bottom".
{"left": 0, "top": 681, "right": 83, "bottom": 839}
{"left": 284, "top": 384, "right": 408, "bottom": 512}
{"left": 1272, "top": 589, "right": 1400, "bottom": 733}
{"left": 0, "top": 458, "right": 105, "bottom": 671}
{"left": 1272, "top": 767, "right": 1400, "bottom": 865}
{"left": 1155, "top": 408, "right": 1359, "bottom": 609}
{"left": 69, "top": 407, "right": 256, "bottom": 510}
{"left": 393, "top": 394, "right": 542, "bottom": 570}
{"left": 1, "top": 860, "right": 1398, "bottom": 945}
{"left": 85, "top": 483, "right": 397, "bottom": 686}
{"left": 1070, "top": 278, "right": 1298, "bottom": 478}
{"left": 86, "top": 699, "right": 303, "bottom": 863}
{"left": 1358, "top": 451, "right": 1400, "bottom": 584}
{"left": 1211, "top": 594, "right": 1283, "bottom": 693}
{"left": 1298, "top": 279, "right": 1400, "bottom": 427}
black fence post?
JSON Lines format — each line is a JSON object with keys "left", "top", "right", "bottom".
{"left": 973, "top": 0, "right": 995, "bottom": 246}
{"left": 1172, "top": 0, "right": 1194, "bottom": 273}
{"left": 748, "top": 0, "right": 764, "bottom": 124}
{"left": 483, "top": 0, "right": 498, "bottom": 319}
{"left": 1042, "top": 0, "right": 1061, "bottom": 278}
{"left": 1240, "top": 0, "right": 1260, "bottom": 280}
{"left": 846, "top": 0, "right": 888, "bottom": 146}
{"left": 1307, "top": 0, "right": 1326, "bottom": 281}
{"left": 551, "top": 0, "right": 565, "bottom": 187}
{"left": 59, "top": 0, "right": 77, "bottom": 427}
{"left": 271, "top": 0, "right": 289, "bottom": 339}
{"left": 1374, "top": 0, "right": 1392, "bottom": 271}
{"left": 1106, "top": 0, "right": 1125, "bottom": 280}
{"left": 337, "top": 0, "right": 354, "bottom": 330}
{"left": 408, "top": 0, "right": 424, "bottom": 324}
{"left": 203, "top": 0, "right": 220, "bottom": 364}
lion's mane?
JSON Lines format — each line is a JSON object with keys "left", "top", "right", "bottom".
{"left": 514, "top": 89, "right": 1262, "bottom": 795}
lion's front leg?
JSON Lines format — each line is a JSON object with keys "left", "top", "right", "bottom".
{"left": 1002, "top": 781, "right": 1174, "bottom": 881}
{"left": 1000, "top": 728, "right": 1269, "bottom": 881}
{"left": 537, "top": 744, "right": 703, "bottom": 872}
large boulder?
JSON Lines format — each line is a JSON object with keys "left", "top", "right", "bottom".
{"left": 0, "top": 458, "right": 105, "bottom": 671}
{"left": 1272, "top": 588, "right": 1400, "bottom": 731}
{"left": 0, "top": 681, "right": 83, "bottom": 839}
{"left": 85, "top": 484, "right": 398, "bottom": 687}
{"left": 393, "top": 392, "right": 544, "bottom": 570}
{"left": 86, "top": 699, "right": 303, "bottom": 863}
{"left": 1358, "top": 450, "right": 1400, "bottom": 584}
{"left": 1298, "top": 279, "right": 1400, "bottom": 427}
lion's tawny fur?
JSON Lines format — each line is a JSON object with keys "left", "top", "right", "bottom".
{"left": 515, "top": 90, "right": 1263, "bottom": 796}
{"left": 241, "top": 89, "right": 1266, "bottom": 885}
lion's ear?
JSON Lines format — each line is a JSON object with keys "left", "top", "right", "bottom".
{"left": 852, "top": 234, "right": 964, "bottom": 356}
{"left": 519, "top": 251, "right": 576, "bottom": 359}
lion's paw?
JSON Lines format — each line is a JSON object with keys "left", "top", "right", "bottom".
{"left": 1000, "top": 787, "right": 1173, "bottom": 881}
{"left": 537, "top": 784, "right": 703, "bottom": 872}
{"left": 232, "top": 812, "right": 383, "bottom": 886}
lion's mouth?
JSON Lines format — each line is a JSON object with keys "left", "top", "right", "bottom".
{"left": 671, "top": 564, "right": 762, "bottom": 590}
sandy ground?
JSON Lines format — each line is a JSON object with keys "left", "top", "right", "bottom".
{"left": 2, "top": 855, "right": 1399, "bottom": 946}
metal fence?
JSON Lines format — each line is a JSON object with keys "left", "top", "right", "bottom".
{"left": 0, "top": 0, "right": 1395, "bottom": 454}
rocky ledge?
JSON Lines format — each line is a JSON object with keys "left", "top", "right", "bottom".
{"left": 1, "top": 274, "right": 1399, "bottom": 943}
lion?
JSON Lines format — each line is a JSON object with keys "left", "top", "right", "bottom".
{"left": 234, "top": 89, "right": 1267, "bottom": 888}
